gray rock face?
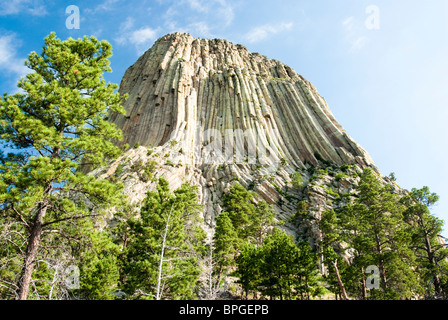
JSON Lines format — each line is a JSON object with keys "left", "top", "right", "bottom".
{"left": 102, "top": 32, "right": 381, "bottom": 245}
{"left": 110, "top": 32, "right": 374, "bottom": 169}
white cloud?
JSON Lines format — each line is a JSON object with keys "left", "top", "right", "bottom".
{"left": 0, "top": 34, "right": 29, "bottom": 76}
{"left": 129, "top": 27, "right": 158, "bottom": 46}
{"left": 162, "top": 0, "right": 234, "bottom": 35}
{"left": 342, "top": 16, "right": 369, "bottom": 53}
{"left": 182, "top": 0, "right": 208, "bottom": 13}
{"left": 0, "top": 34, "right": 30, "bottom": 92}
{"left": 217, "top": 2, "right": 234, "bottom": 27}
{"left": 190, "top": 21, "right": 211, "bottom": 36}
{"left": 121, "top": 16, "right": 135, "bottom": 32}
{"left": 350, "top": 36, "right": 368, "bottom": 52}
{"left": 0, "top": 0, "right": 47, "bottom": 16}
{"left": 85, "top": 0, "right": 120, "bottom": 14}
{"left": 342, "top": 16, "right": 355, "bottom": 31}
{"left": 244, "top": 22, "right": 294, "bottom": 43}
{"left": 115, "top": 19, "right": 159, "bottom": 54}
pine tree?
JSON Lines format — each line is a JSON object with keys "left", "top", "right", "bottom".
{"left": 218, "top": 183, "right": 276, "bottom": 247}
{"left": 337, "top": 168, "right": 421, "bottom": 299}
{"left": 247, "top": 200, "right": 276, "bottom": 247}
{"left": 257, "top": 228, "right": 323, "bottom": 300}
{"left": 221, "top": 183, "right": 255, "bottom": 238}
{"left": 294, "top": 240, "right": 326, "bottom": 300}
{"left": 73, "top": 221, "right": 121, "bottom": 300}
{"left": 0, "top": 33, "right": 127, "bottom": 300}
{"left": 213, "top": 183, "right": 277, "bottom": 290}
{"left": 234, "top": 244, "right": 260, "bottom": 299}
{"left": 402, "top": 186, "right": 448, "bottom": 298}
{"left": 213, "top": 211, "right": 239, "bottom": 282}
{"left": 122, "top": 178, "right": 206, "bottom": 300}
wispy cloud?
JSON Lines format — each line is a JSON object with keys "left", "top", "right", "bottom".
{"left": 0, "top": 33, "right": 30, "bottom": 92}
{"left": 342, "top": 17, "right": 355, "bottom": 31}
{"left": 342, "top": 16, "right": 369, "bottom": 53}
{"left": 162, "top": 0, "right": 234, "bottom": 36}
{"left": 84, "top": 0, "right": 121, "bottom": 14}
{"left": 244, "top": 22, "right": 294, "bottom": 43}
{"left": 182, "top": 0, "right": 208, "bottom": 13}
{"left": 217, "top": 2, "right": 234, "bottom": 27}
{"left": 115, "top": 17, "right": 159, "bottom": 55}
{"left": 0, "top": 0, "right": 47, "bottom": 16}
{"left": 129, "top": 27, "right": 158, "bottom": 47}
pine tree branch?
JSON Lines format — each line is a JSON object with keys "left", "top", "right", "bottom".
{"left": 42, "top": 213, "right": 99, "bottom": 227}
{"left": 40, "top": 229, "right": 80, "bottom": 242}
{"left": 10, "top": 203, "right": 31, "bottom": 231}
{"left": 135, "top": 289, "right": 156, "bottom": 299}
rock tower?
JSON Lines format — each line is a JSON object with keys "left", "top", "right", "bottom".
{"left": 97, "top": 33, "right": 383, "bottom": 245}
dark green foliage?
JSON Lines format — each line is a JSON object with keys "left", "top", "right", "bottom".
{"left": 214, "top": 183, "right": 276, "bottom": 248}
{"left": 121, "top": 178, "right": 206, "bottom": 300}
{"left": 213, "top": 211, "right": 240, "bottom": 274}
{"left": 130, "top": 159, "right": 158, "bottom": 182}
{"left": 289, "top": 200, "right": 313, "bottom": 240}
{"left": 335, "top": 172, "right": 349, "bottom": 181}
{"left": 74, "top": 222, "right": 121, "bottom": 300}
{"left": 214, "top": 183, "right": 323, "bottom": 300}
{"left": 233, "top": 244, "right": 260, "bottom": 299}
{"left": 212, "top": 183, "right": 276, "bottom": 290}
{"left": 290, "top": 172, "right": 304, "bottom": 189}
{"left": 234, "top": 229, "right": 324, "bottom": 300}
{"left": 141, "top": 160, "right": 157, "bottom": 182}
{"left": 221, "top": 183, "right": 254, "bottom": 237}
{"left": 320, "top": 168, "right": 429, "bottom": 300}
{"left": 401, "top": 186, "right": 448, "bottom": 298}
{"left": 248, "top": 200, "right": 276, "bottom": 246}
{"left": 0, "top": 32, "right": 126, "bottom": 300}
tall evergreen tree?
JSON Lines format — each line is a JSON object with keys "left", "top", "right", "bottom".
{"left": 402, "top": 186, "right": 448, "bottom": 297}
{"left": 122, "top": 178, "right": 206, "bottom": 300}
{"left": 319, "top": 209, "right": 353, "bottom": 299}
{"left": 213, "top": 211, "right": 240, "bottom": 281}
{"left": 0, "top": 33, "right": 126, "bottom": 300}
{"left": 337, "top": 168, "right": 421, "bottom": 299}
{"left": 247, "top": 200, "right": 276, "bottom": 247}
{"left": 221, "top": 183, "right": 255, "bottom": 238}
{"left": 257, "top": 229, "right": 323, "bottom": 300}
{"left": 234, "top": 244, "right": 260, "bottom": 299}
{"left": 213, "top": 183, "right": 277, "bottom": 289}
{"left": 73, "top": 220, "right": 121, "bottom": 300}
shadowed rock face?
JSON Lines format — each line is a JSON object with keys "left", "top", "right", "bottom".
{"left": 109, "top": 32, "right": 374, "bottom": 170}
{"left": 102, "top": 32, "right": 382, "bottom": 247}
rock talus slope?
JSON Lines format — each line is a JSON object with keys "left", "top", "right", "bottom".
{"left": 99, "top": 32, "right": 381, "bottom": 246}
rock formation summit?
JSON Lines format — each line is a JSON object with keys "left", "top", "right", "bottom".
{"left": 110, "top": 32, "right": 374, "bottom": 169}
{"left": 101, "top": 32, "right": 381, "bottom": 243}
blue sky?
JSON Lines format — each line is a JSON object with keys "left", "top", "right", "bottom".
{"left": 1, "top": 0, "right": 447, "bottom": 236}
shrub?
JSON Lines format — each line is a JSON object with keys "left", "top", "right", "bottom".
{"left": 290, "top": 172, "right": 304, "bottom": 188}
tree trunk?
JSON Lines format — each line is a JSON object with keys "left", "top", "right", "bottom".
{"left": 420, "top": 216, "right": 442, "bottom": 295}
{"left": 17, "top": 201, "right": 48, "bottom": 300}
{"left": 17, "top": 150, "right": 57, "bottom": 300}
{"left": 361, "top": 267, "right": 367, "bottom": 300}
{"left": 156, "top": 205, "right": 174, "bottom": 300}
{"left": 333, "top": 260, "right": 349, "bottom": 300}
{"left": 374, "top": 232, "right": 388, "bottom": 292}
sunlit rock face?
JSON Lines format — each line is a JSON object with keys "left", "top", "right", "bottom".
{"left": 102, "top": 32, "right": 380, "bottom": 246}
